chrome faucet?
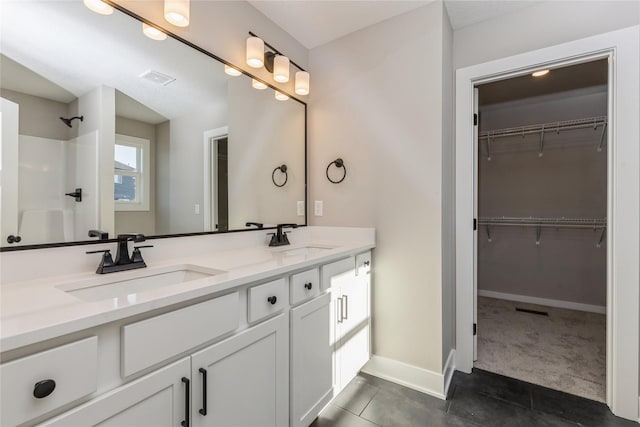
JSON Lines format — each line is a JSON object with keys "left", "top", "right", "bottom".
{"left": 86, "top": 233, "right": 153, "bottom": 274}
{"left": 268, "top": 224, "right": 298, "bottom": 247}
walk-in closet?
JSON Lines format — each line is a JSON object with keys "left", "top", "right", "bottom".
{"left": 475, "top": 59, "right": 608, "bottom": 402}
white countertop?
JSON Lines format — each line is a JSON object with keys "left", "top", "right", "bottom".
{"left": 0, "top": 227, "right": 375, "bottom": 352}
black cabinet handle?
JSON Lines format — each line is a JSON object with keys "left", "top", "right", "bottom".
{"left": 181, "top": 377, "right": 190, "bottom": 427}
{"left": 267, "top": 296, "right": 277, "bottom": 305}
{"left": 199, "top": 368, "right": 207, "bottom": 416}
{"left": 33, "top": 379, "right": 56, "bottom": 398}
{"left": 304, "top": 282, "right": 313, "bottom": 290}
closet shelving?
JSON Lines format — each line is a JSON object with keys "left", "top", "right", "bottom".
{"left": 478, "top": 217, "right": 607, "bottom": 247}
{"left": 479, "top": 115, "right": 607, "bottom": 159}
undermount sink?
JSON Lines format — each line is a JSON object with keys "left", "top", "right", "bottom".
{"left": 57, "top": 264, "right": 225, "bottom": 302}
{"left": 276, "top": 245, "right": 336, "bottom": 257}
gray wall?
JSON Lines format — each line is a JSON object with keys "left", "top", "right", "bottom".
{"left": 477, "top": 87, "right": 608, "bottom": 307}
{"left": 0, "top": 89, "right": 72, "bottom": 140}
{"left": 114, "top": 116, "right": 157, "bottom": 236}
{"left": 155, "top": 121, "right": 171, "bottom": 235}
{"left": 309, "top": 2, "right": 450, "bottom": 373}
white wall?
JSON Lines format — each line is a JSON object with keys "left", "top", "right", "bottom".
{"left": 453, "top": 1, "right": 640, "bottom": 69}
{"left": 0, "top": 89, "right": 72, "bottom": 141}
{"left": 227, "top": 77, "right": 305, "bottom": 229}
{"left": 309, "top": 2, "right": 449, "bottom": 374}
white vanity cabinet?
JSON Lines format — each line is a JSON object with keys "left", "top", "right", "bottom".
{"left": 290, "top": 292, "right": 333, "bottom": 427}
{"left": 324, "top": 252, "right": 371, "bottom": 393}
{"left": 39, "top": 357, "right": 191, "bottom": 427}
{"left": 190, "top": 313, "right": 289, "bottom": 427}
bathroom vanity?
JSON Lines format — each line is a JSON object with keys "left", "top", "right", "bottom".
{"left": 0, "top": 227, "right": 374, "bottom": 426}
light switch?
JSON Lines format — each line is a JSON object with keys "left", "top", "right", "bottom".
{"left": 314, "top": 200, "right": 323, "bottom": 217}
{"left": 297, "top": 201, "right": 305, "bottom": 216}
{"left": 194, "top": 204, "right": 200, "bottom": 214}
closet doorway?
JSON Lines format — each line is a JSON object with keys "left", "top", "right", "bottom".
{"left": 474, "top": 59, "right": 608, "bottom": 402}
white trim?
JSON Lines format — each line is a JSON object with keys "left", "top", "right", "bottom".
{"left": 477, "top": 290, "right": 606, "bottom": 314}
{"left": 443, "top": 349, "right": 456, "bottom": 398}
{"left": 203, "top": 127, "right": 228, "bottom": 232}
{"left": 361, "top": 355, "right": 447, "bottom": 400}
{"left": 455, "top": 26, "right": 639, "bottom": 421}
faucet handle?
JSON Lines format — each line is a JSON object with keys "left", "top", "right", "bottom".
{"left": 86, "top": 249, "right": 115, "bottom": 273}
{"left": 131, "top": 245, "right": 153, "bottom": 264}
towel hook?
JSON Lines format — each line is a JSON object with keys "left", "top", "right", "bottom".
{"left": 271, "top": 164, "right": 288, "bottom": 187}
{"left": 326, "top": 158, "right": 347, "bottom": 184}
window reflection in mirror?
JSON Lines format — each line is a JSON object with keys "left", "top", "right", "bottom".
{"left": 0, "top": 1, "right": 306, "bottom": 249}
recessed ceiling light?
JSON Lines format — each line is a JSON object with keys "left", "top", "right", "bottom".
{"left": 532, "top": 69, "right": 550, "bottom": 77}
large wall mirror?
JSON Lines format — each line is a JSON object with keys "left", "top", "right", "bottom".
{"left": 0, "top": 1, "right": 306, "bottom": 250}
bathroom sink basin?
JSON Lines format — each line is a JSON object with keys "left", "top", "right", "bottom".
{"left": 57, "top": 264, "right": 225, "bottom": 302}
{"left": 277, "top": 245, "right": 336, "bottom": 257}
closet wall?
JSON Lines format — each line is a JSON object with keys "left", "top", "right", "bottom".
{"left": 477, "top": 84, "right": 607, "bottom": 309}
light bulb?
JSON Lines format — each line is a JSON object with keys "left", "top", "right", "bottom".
{"left": 83, "top": 0, "right": 113, "bottom": 15}
{"left": 273, "top": 55, "right": 290, "bottom": 83}
{"left": 142, "top": 23, "right": 167, "bottom": 41}
{"left": 224, "top": 65, "right": 242, "bottom": 76}
{"left": 246, "top": 37, "right": 264, "bottom": 68}
{"left": 164, "top": 0, "right": 190, "bottom": 27}
{"left": 252, "top": 79, "right": 268, "bottom": 90}
{"left": 295, "top": 71, "right": 310, "bottom": 95}
{"left": 275, "top": 91, "right": 289, "bottom": 101}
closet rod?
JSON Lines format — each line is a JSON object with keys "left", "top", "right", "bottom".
{"left": 478, "top": 217, "right": 606, "bottom": 228}
{"left": 479, "top": 116, "right": 607, "bottom": 140}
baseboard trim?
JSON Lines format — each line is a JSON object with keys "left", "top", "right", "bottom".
{"left": 361, "top": 355, "right": 447, "bottom": 400}
{"left": 443, "top": 349, "right": 456, "bottom": 397}
{"left": 478, "top": 290, "right": 606, "bottom": 314}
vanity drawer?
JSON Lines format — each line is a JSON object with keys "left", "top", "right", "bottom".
{"left": 122, "top": 292, "right": 239, "bottom": 377}
{"left": 290, "top": 268, "right": 320, "bottom": 305}
{"left": 248, "top": 278, "right": 287, "bottom": 323}
{"left": 321, "top": 257, "right": 355, "bottom": 290}
{"left": 0, "top": 336, "right": 98, "bottom": 426}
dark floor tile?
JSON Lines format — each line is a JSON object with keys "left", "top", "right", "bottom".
{"left": 332, "top": 376, "right": 379, "bottom": 415}
{"left": 531, "top": 385, "right": 637, "bottom": 427}
{"left": 361, "top": 388, "right": 479, "bottom": 427}
{"left": 359, "top": 373, "right": 449, "bottom": 412}
{"left": 452, "top": 369, "right": 532, "bottom": 409}
{"left": 310, "top": 404, "right": 381, "bottom": 427}
{"left": 448, "top": 386, "right": 576, "bottom": 427}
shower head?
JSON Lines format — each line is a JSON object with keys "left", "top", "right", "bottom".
{"left": 60, "top": 116, "right": 84, "bottom": 128}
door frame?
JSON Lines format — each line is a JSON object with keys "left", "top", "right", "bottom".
{"left": 203, "top": 126, "right": 228, "bottom": 232}
{"left": 455, "top": 26, "right": 639, "bottom": 420}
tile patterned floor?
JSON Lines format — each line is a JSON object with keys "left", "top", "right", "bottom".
{"left": 311, "top": 369, "right": 637, "bottom": 427}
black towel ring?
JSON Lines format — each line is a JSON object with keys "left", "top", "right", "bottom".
{"left": 272, "top": 164, "right": 288, "bottom": 187}
{"left": 326, "top": 158, "right": 346, "bottom": 184}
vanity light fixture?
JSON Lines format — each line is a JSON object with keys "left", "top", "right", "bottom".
{"left": 532, "top": 69, "right": 550, "bottom": 77}
{"left": 247, "top": 31, "right": 310, "bottom": 95}
{"left": 83, "top": 0, "right": 113, "bottom": 15}
{"left": 274, "top": 91, "right": 289, "bottom": 101}
{"left": 164, "top": 0, "right": 190, "bottom": 27}
{"left": 142, "top": 23, "right": 167, "bottom": 41}
{"left": 224, "top": 65, "right": 242, "bottom": 76}
{"left": 252, "top": 79, "right": 268, "bottom": 90}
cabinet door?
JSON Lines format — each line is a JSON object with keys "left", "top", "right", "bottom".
{"left": 40, "top": 358, "right": 190, "bottom": 427}
{"left": 291, "top": 293, "right": 333, "bottom": 427}
{"left": 336, "top": 277, "right": 370, "bottom": 392}
{"left": 191, "top": 313, "right": 288, "bottom": 427}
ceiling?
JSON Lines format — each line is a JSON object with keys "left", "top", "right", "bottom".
{"left": 249, "top": 0, "right": 543, "bottom": 50}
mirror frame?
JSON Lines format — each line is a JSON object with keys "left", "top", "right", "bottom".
{"left": 0, "top": 0, "right": 307, "bottom": 252}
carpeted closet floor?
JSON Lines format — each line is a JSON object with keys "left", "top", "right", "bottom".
{"left": 475, "top": 296, "right": 606, "bottom": 403}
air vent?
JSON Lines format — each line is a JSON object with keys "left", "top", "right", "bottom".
{"left": 139, "top": 70, "right": 175, "bottom": 86}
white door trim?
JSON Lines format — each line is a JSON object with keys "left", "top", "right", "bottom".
{"left": 203, "top": 126, "right": 228, "bottom": 232}
{"left": 455, "top": 26, "right": 639, "bottom": 420}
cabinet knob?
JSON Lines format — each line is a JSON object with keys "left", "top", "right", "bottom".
{"left": 304, "top": 282, "right": 313, "bottom": 290}
{"left": 33, "top": 379, "right": 56, "bottom": 399}
{"left": 363, "top": 260, "right": 370, "bottom": 267}
{"left": 267, "top": 296, "right": 277, "bottom": 305}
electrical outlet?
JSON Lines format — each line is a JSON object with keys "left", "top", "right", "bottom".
{"left": 314, "top": 200, "right": 323, "bottom": 217}
{"left": 297, "top": 201, "right": 305, "bottom": 216}
{"left": 194, "top": 204, "right": 200, "bottom": 214}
